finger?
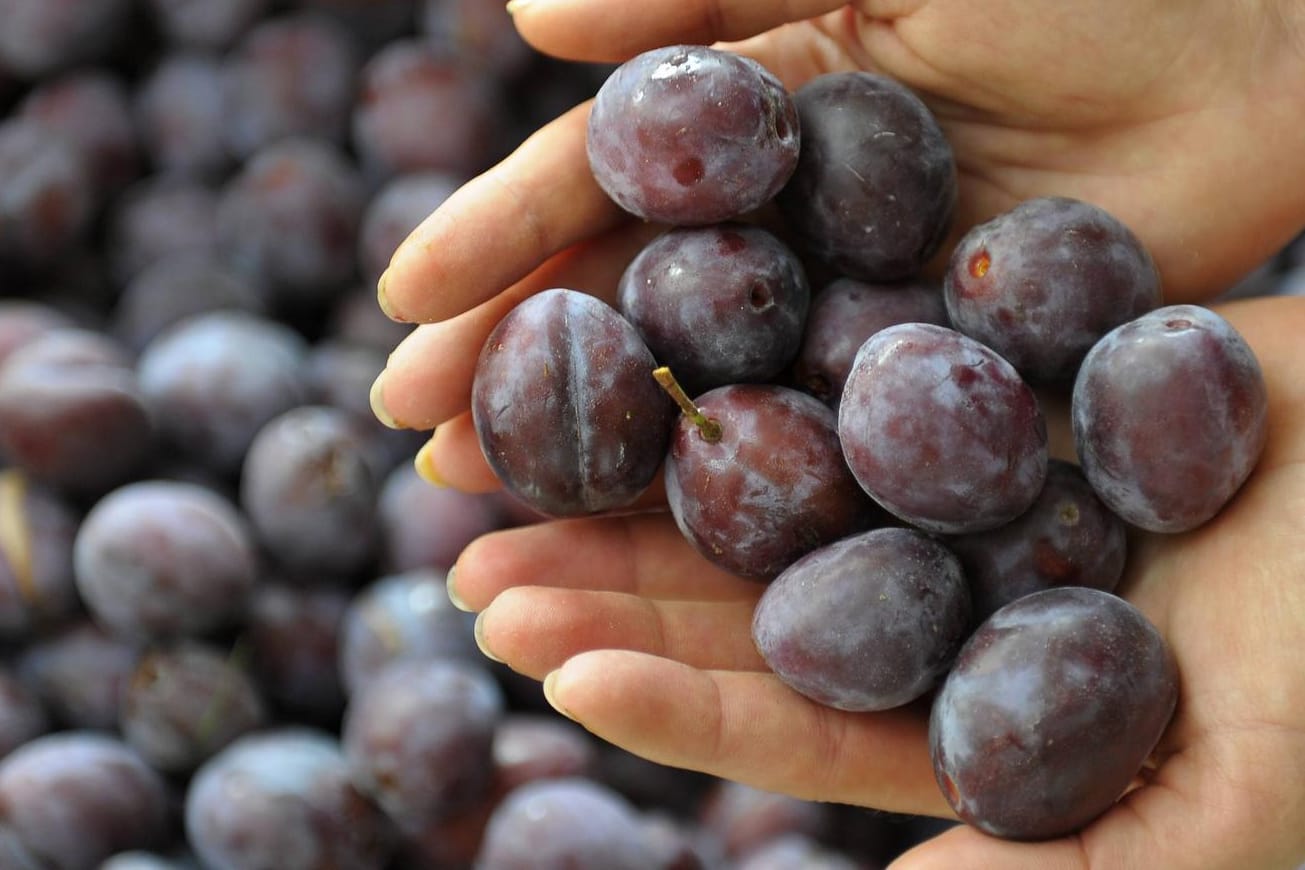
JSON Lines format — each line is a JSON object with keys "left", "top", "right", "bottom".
{"left": 509, "top": 0, "right": 848, "bottom": 63}
{"left": 475, "top": 586, "right": 765, "bottom": 679}
{"left": 374, "top": 221, "right": 661, "bottom": 431}
{"left": 417, "top": 413, "right": 500, "bottom": 493}
{"left": 451, "top": 512, "right": 763, "bottom": 610}
{"left": 417, "top": 412, "right": 672, "bottom": 508}
{"left": 381, "top": 100, "right": 625, "bottom": 324}
{"left": 544, "top": 649, "right": 948, "bottom": 816}
{"left": 888, "top": 824, "right": 1091, "bottom": 870}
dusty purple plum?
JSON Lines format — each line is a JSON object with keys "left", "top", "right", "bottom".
{"left": 1072, "top": 304, "right": 1267, "bottom": 533}
{"left": 753, "top": 527, "right": 971, "bottom": 711}
{"left": 944, "top": 196, "right": 1162, "bottom": 384}
{"left": 930, "top": 587, "right": 1178, "bottom": 841}
{"left": 946, "top": 459, "right": 1128, "bottom": 622}
{"left": 471, "top": 289, "right": 676, "bottom": 518}
{"left": 839, "top": 322, "right": 1047, "bottom": 534}
{"left": 792, "top": 277, "right": 949, "bottom": 408}
{"left": 777, "top": 72, "right": 956, "bottom": 282}
{"left": 587, "top": 45, "right": 799, "bottom": 226}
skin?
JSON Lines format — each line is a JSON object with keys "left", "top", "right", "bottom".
{"left": 372, "top": 2, "right": 1305, "bottom": 866}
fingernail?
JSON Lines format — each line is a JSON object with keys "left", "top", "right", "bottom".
{"left": 414, "top": 437, "right": 448, "bottom": 487}
{"left": 475, "top": 613, "right": 503, "bottom": 667}
{"left": 473, "top": 612, "right": 504, "bottom": 664}
{"left": 505, "top": 0, "right": 532, "bottom": 15}
{"left": 369, "top": 371, "right": 401, "bottom": 429}
{"left": 377, "top": 268, "right": 401, "bottom": 321}
{"left": 542, "top": 670, "right": 577, "bottom": 722}
{"left": 446, "top": 566, "right": 472, "bottom": 612}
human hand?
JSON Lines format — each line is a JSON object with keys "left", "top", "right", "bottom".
{"left": 367, "top": 1, "right": 1305, "bottom": 865}
{"left": 461, "top": 297, "right": 1305, "bottom": 869}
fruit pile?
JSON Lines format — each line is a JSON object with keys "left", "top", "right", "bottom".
{"left": 472, "top": 44, "right": 1274, "bottom": 843}
{"left": 0, "top": 7, "right": 978, "bottom": 869}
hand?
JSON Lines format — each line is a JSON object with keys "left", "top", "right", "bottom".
{"left": 368, "top": 1, "right": 1305, "bottom": 865}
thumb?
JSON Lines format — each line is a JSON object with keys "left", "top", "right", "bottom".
{"left": 889, "top": 824, "right": 1092, "bottom": 870}
{"left": 507, "top": 0, "right": 848, "bottom": 63}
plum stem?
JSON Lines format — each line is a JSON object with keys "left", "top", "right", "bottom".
{"left": 653, "top": 366, "right": 722, "bottom": 442}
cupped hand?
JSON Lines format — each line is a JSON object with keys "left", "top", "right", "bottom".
{"left": 459, "top": 297, "right": 1305, "bottom": 869}
{"left": 366, "top": 1, "right": 1305, "bottom": 865}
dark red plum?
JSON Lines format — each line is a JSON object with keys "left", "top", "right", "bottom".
{"left": 0, "top": 0, "right": 132, "bottom": 79}
{"left": 0, "top": 668, "right": 48, "bottom": 760}
{"left": 753, "top": 527, "right": 971, "bottom": 711}
{"left": 73, "top": 480, "right": 259, "bottom": 641}
{"left": 664, "top": 382, "right": 883, "bottom": 580}
{"left": 698, "top": 780, "right": 830, "bottom": 860}
{"left": 944, "top": 196, "right": 1162, "bottom": 384}
{"left": 215, "top": 138, "right": 365, "bottom": 310}
{"left": 120, "top": 643, "right": 267, "bottom": 775}
{"left": 777, "top": 72, "right": 956, "bottom": 282}
{"left": 16, "top": 621, "right": 141, "bottom": 732}
{"left": 112, "top": 254, "right": 266, "bottom": 354}
{"left": 239, "top": 405, "right": 380, "bottom": 579}
{"left": 839, "top": 322, "right": 1048, "bottom": 534}
{"left": 145, "top": 0, "right": 270, "bottom": 50}
{"left": 136, "top": 310, "right": 311, "bottom": 476}
{"left": 352, "top": 39, "right": 501, "bottom": 180}
{"left": 358, "top": 171, "right": 462, "bottom": 285}
{"left": 377, "top": 464, "right": 505, "bottom": 574}
{"left": 471, "top": 289, "right": 677, "bottom": 518}
{"left": 792, "top": 277, "right": 948, "bottom": 408}
{"left": 418, "top": 0, "right": 534, "bottom": 78}
{"left": 587, "top": 45, "right": 799, "bottom": 226}
{"left": 0, "top": 732, "right": 169, "bottom": 869}
{"left": 476, "top": 777, "right": 674, "bottom": 870}
{"left": 492, "top": 714, "right": 597, "bottom": 791}
{"left": 946, "top": 459, "right": 1127, "bottom": 623}
{"left": 107, "top": 177, "right": 220, "bottom": 284}
{"left": 1072, "top": 304, "right": 1268, "bottom": 533}
{"left": 220, "top": 12, "right": 359, "bottom": 158}
{"left": 337, "top": 569, "right": 480, "bottom": 696}
{"left": 185, "top": 729, "right": 395, "bottom": 870}
{"left": 134, "top": 54, "right": 231, "bottom": 179}
{"left": 0, "top": 329, "right": 153, "bottom": 495}
{"left": 328, "top": 284, "right": 415, "bottom": 352}
{"left": 246, "top": 583, "right": 349, "bottom": 723}
{"left": 342, "top": 658, "right": 504, "bottom": 830}
{"left": 0, "top": 119, "right": 94, "bottom": 265}
{"left": 18, "top": 69, "right": 139, "bottom": 195}
{"left": 617, "top": 224, "right": 810, "bottom": 395}
{"left": 0, "top": 302, "right": 73, "bottom": 368}
{"left": 929, "top": 587, "right": 1178, "bottom": 840}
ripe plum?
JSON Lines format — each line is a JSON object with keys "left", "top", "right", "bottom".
{"left": 119, "top": 643, "right": 267, "bottom": 774}
{"left": 73, "top": 480, "right": 258, "bottom": 641}
{"left": 185, "top": 729, "right": 395, "bottom": 870}
{"left": 239, "top": 405, "right": 380, "bottom": 578}
{"left": 929, "top": 587, "right": 1178, "bottom": 840}
{"left": 0, "top": 119, "right": 94, "bottom": 265}
{"left": 617, "top": 224, "right": 810, "bottom": 395}
{"left": 18, "top": 69, "right": 139, "bottom": 195}
{"left": 471, "top": 289, "right": 676, "bottom": 517}
{"left": 792, "top": 277, "right": 949, "bottom": 408}
{"left": 753, "top": 527, "right": 971, "bottom": 711}
{"left": 246, "top": 583, "right": 349, "bottom": 723}
{"left": 134, "top": 54, "right": 231, "bottom": 179}
{"left": 944, "top": 196, "right": 1162, "bottom": 384}
{"left": 838, "top": 322, "right": 1048, "bottom": 534}
{"left": 0, "top": 472, "right": 79, "bottom": 639}
{"left": 664, "top": 381, "right": 882, "bottom": 580}
{"left": 946, "top": 459, "right": 1127, "bottom": 622}
{"left": 587, "top": 45, "right": 799, "bottom": 226}
{"left": 777, "top": 72, "right": 956, "bottom": 282}
{"left": 342, "top": 658, "right": 504, "bottom": 829}
{"left": 1072, "top": 304, "right": 1268, "bottom": 532}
